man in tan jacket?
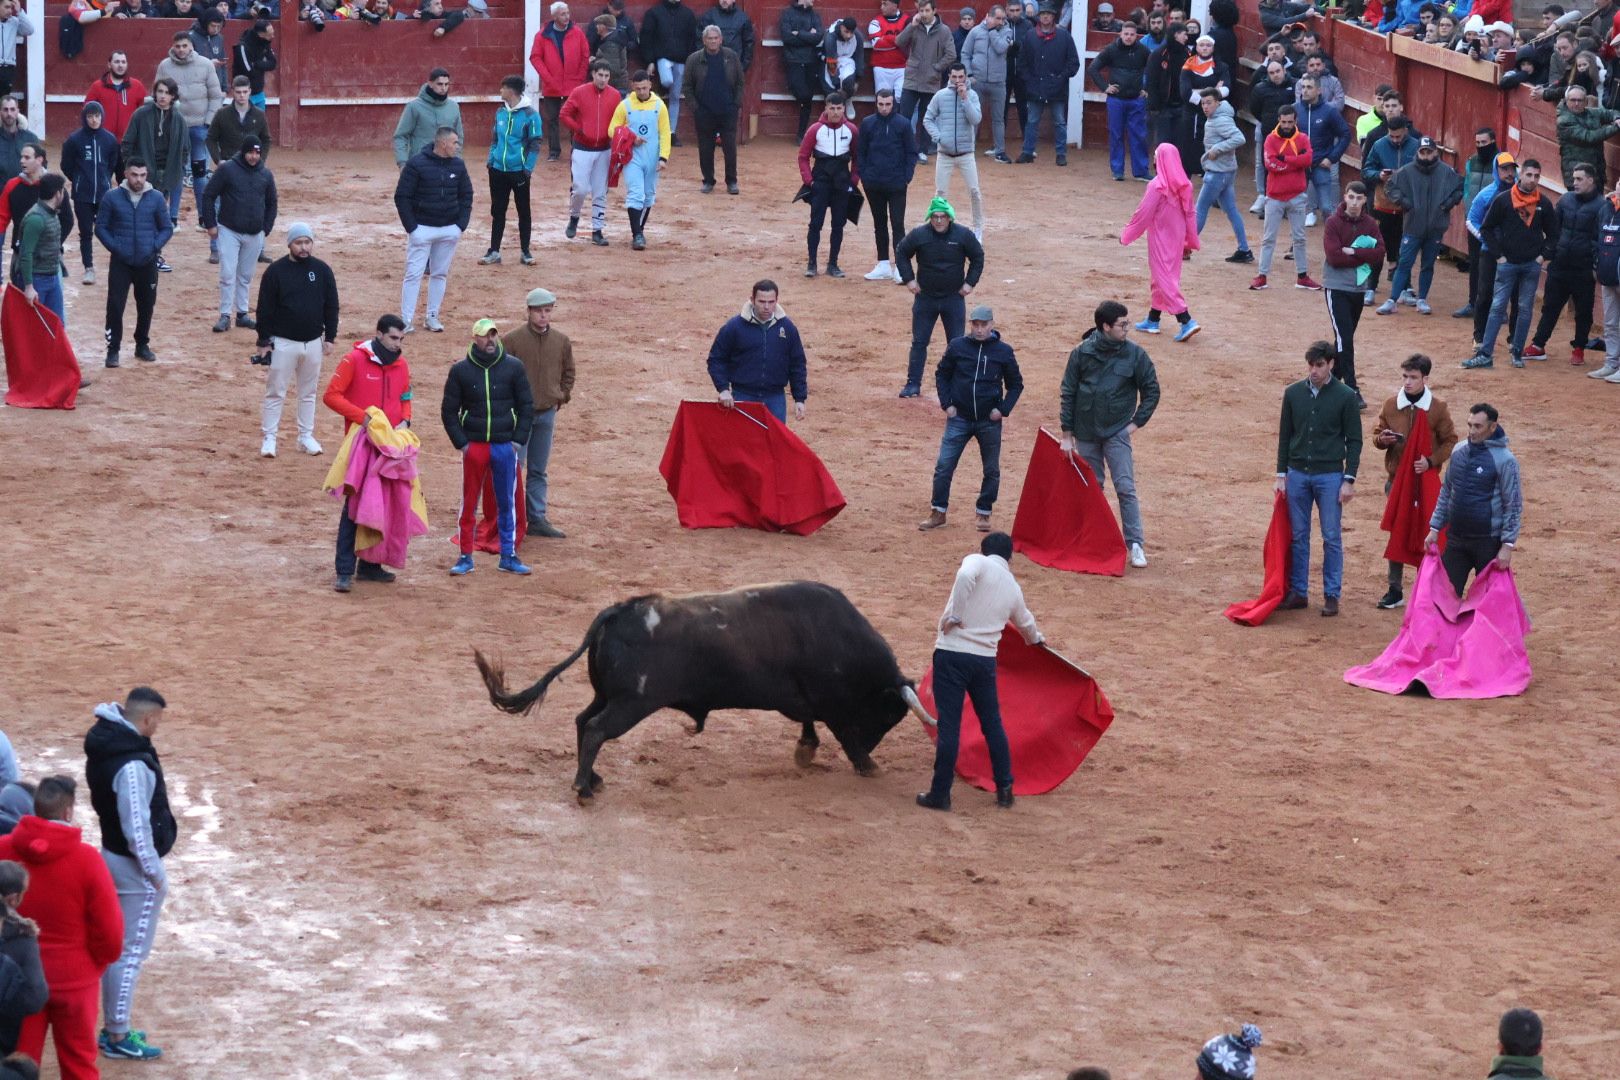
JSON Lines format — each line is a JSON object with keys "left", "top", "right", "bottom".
{"left": 1369, "top": 352, "right": 1457, "bottom": 609}
{"left": 502, "top": 286, "right": 576, "bottom": 538}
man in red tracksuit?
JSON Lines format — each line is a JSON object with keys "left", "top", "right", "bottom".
{"left": 323, "top": 313, "right": 413, "bottom": 593}
{"left": 0, "top": 776, "right": 124, "bottom": 1080}
{"left": 559, "top": 60, "right": 622, "bottom": 245}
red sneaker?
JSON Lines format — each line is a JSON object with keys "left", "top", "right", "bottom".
{"left": 1521, "top": 344, "right": 1547, "bottom": 359}
{"left": 1249, "top": 274, "right": 1269, "bottom": 290}
{"left": 1294, "top": 274, "right": 1323, "bottom": 291}
{"left": 1571, "top": 347, "right": 1586, "bottom": 365}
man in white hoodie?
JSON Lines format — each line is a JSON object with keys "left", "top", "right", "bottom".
{"left": 918, "top": 531, "right": 1042, "bottom": 812}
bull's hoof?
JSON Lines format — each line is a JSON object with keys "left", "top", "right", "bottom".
{"left": 853, "top": 759, "right": 880, "bottom": 778}
{"left": 794, "top": 742, "right": 818, "bottom": 768}
{"left": 590, "top": 772, "right": 605, "bottom": 793}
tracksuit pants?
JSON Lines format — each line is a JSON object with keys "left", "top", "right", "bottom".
{"left": 216, "top": 226, "right": 263, "bottom": 316}
{"left": 655, "top": 59, "right": 686, "bottom": 134}
{"left": 487, "top": 166, "right": 532, "bottom": 254}
{"left": 1260, "top": 193, "right": 1308, "bottom": 276}
{"left": 74, "top": 199, "right": 98, "bottom": 269}
{"left": 1324, "top": 288, "right": 1364, "bottom": 392}
{"left": 569, "top": 148, "right": 610, "bottom": 233}
{"left": 807, "top": 177, "right": 851, "bottom": 266}
{"left": 866, "top": 184, "right": 907, "bottom": 261}
{"left": 105, "top": 257, "right": 158, "bottom": 353}
{"left": 262, "top": 335, "right": 323, "bottom": 439}
{"left": 458, "top": 441, "right": 519, "bottom": 556}
{"left": 16, "top": 984, "right": 100, "bottom": 1080}
{"left": 401, "top": 222, "right": 461, "bottom": 323}
{"left": 1106, "top": 95, "right": 1149, "bottom": 179}
{"left": 101, "top": 850, "right": 166, "bottom": 1039}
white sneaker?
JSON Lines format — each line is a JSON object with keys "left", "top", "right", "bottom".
{"left": 82, "top": 267, "right": 96, "bottom": 285}
{"left": 1398, "top": 289, "right": 1419, "bottom": 307}
{"left": 1607, "top": 368, "right": 1620, "bottom": 383}
{"left": 424, "top": 315, "right": 445, "bottom": 333}
{"left": 1587, "top": 360, "right": 1620, "bottom": 378}
{"left": 1415, "top": 299, "right": 1432, "bottom": 315}
{"left": 1249, "top": 196, "right": 1265, "bottom": 213}
{"left": 891, "top": 265, "right": 904, "bottom": 283}
{"left": 865, "top": 260, "right": 892, "bottom": 281}
{"left": 1304, "top": 211, "right": 1317, "bottom": 227}
{"left": 1363, "top": 289, "right": 1375, "bottom": 306}
{"left": 1128, "top": 542, "right": 1148, "bottom": 568}
{"left": 298, "top": 435, "right": 324, "bottom": 456}
{"left": 260, "top": 434, "right": 276, "bottom": 458}
{"left": 403, "top": 322, "right": 416, "bottom": 335}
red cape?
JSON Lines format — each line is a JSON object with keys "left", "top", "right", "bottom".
{"left": 1224, "top": 491, "right": 1292, "bottom": 626}
{"left": 1011, "top": 427, "right": 1127, "bottom": 576}
{"left": 1, "top": 284, "right": 79, "bottom": 409}
{"left": 658, "top": 400, "right": 845, "bottom": 535}
{"left": 917, "top": 629, "right": 1115, "bottom": 795}
{"left": 1380, "top": 413, "right": 1445, "bottom": 566}
{"left": 607, "top": 125, "right": 636, "bottom": 188}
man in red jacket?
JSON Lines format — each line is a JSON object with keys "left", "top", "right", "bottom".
{"left": 530, "top": 1, "right": 590, "bottom": 162}
{"left": 84, "top": 51, "right": 146, "bottom": 143}
{"left": 0, "top": 776, "right": 124, "bottom": 1080}
{"left": 1253, "top": 103, "right": 1321, "bottom": 292}
{"left": 560, "top": 60, "right": 622, "bottom": 246}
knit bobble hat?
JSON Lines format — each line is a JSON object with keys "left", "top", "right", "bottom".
{"left": 1196, "top": 1023, "right": 1263, "bottom": 1080}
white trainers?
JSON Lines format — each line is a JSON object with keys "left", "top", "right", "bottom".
{"left": 424, "top": 315, "right": 445, "bottom": 333}
{"left": 891, "top": 265, "right": 904, "bottom": 284}
{"left": 298, "top": 435, "right": 324, "bottom": 456}
{"left": 260, "top": 434, "right": 276, "bottom": 458}
{"left": 1587, "top": 360, "right": 1620, "bottom": 378}
{"left": 865, "top": 260, "right": 892, "bottom": 281}
{"left": 1607, "top": 368, "right": 1620, "bottom": 384}
{"left": 1398, "top": 289, "right": 1419, "bottom": 306}
{"left": 1304, "top": 211, "right": 1317, "bottom": 227}
{"left": 1128, "top": 542, "right": 1148, "bottom": 568}
{"left": 82, "top": 268, "right": 96, "bottom": 285}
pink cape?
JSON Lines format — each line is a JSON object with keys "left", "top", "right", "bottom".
{"left": 1344, "top": 551, "right": 1532, "bottom": 698}
{"left": 1120, "top": 142, "right": 1198, "bottom": 315}
{"left": 337, "top": 434, "right": 430, "bottom": 568}
{"left": 916, "top": 629, "right": 1115, "bottom": 795}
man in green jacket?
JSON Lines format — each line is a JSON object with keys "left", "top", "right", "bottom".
{"left": 1487, "top": 1008, "right": 1552, "bottom": 1080}
{"left": 1058, "top": 299, "right": 1160, "bottom": 569}
{"left": 12, "top": 172, "right": 67, "bottom": 324}
{"left": 1555, "top": 85, "right": 1619, "bottom": 189}
{"left": 393, "top": 68, "right": 464, "bottom": 168}
{"left": 1275, "top": 340, "right": 1361, "bottom": 616}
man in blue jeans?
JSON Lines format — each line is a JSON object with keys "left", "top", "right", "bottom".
{"left": 896, "top": 197, "right": 985, "bottom": 397}
{"left": 1276, "top": 341, "right": 1362, "bottom": 616}
{"left": 917, "top": 530, "right": 1044, "bottom": 812}
{"left": 919, "top": 305, "right": 1023, "bottom": 532}
{"left": 1377, "top": 136, "right": 1463, "bottom": 316}
{"left": 1465, "top": 158, "right": 1557, "bottom": 370}
{"left": 1014, "top": 2, "right": 1078, "bottom": 164}
{"left": 1194, "top": 89, "right": 1252, "bottom": 261}
{"left": 707, "top": 278, "right": 809, "bottom": 423}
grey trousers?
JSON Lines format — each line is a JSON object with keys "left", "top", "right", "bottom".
{"left": 216, "top": 226, "right": 263, "bottom": 316}
{"left": 978, "top": 82, "right": 1008, "bottom": 154}
{"left": 1260, "top": 192, "right": 1308, "bottom": 276}
{"left": 1603, "top": 283, "right": 1620, "bottom": 367}
{"left": 100, "top": 850, "right": 167, "bottom": 1036}
{"left": 1073, "top": 428, "right": 1142, "bottom": 546}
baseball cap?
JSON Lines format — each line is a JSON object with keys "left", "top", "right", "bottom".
{"left": 1097, "top": 2, "right": 1112, "bottom": 11}
{"left": 1494, "top": 151, "right": 1517, "bottom": 167}
{"left": 471, "top": 318, "right": 499, "bottom": 336}
{"left": 1417, "top": 136, "right": 1436, "bottom": 150}
{"left": 969, "top": 304, "right": 994, "bottom": 321}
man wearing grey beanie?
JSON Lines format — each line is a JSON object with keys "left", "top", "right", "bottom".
{"left": 252, "top": 221, "right": 340, "bottom": 459}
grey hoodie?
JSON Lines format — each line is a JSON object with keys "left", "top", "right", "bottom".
{"left": 924, "top": 85, "right": 981, "bottom": 155}
{"left": 1200, "top": 99, "right": 1244, "bottom": 174}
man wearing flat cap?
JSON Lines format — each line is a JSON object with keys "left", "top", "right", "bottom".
{"left": 920, "top": 303, "right": 1022, "bottom": 532}
{"left": 253, "top": 222, "right": 340, "bottom": 459}
{"left": 502, "top": 287, "right": 575, "bottom": 539}
{"left": 200, "top": 132, "right": 276, "bottom": 337}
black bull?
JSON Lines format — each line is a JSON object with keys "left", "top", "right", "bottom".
{"left": 474, "top": 581, "right": 935, "bottom": 800}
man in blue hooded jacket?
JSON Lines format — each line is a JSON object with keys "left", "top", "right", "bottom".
{"left": 919, "top": 304, "right": 1022, "bottom": 532}
{"left": 1426, "top": 402, "right": 1521, "bottom": 596}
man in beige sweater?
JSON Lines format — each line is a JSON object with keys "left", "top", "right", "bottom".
{"left": 918, "top": 531, "right": 1043, "bottom": 812}
{"left": 502, "top": 286, "right": 576, "bottom": 539}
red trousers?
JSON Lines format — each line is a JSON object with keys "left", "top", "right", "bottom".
{"left": 17, "top": 983, "right": 100, "bottom": 1079}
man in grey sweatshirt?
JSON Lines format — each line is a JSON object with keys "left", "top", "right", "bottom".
{"left": 1192, "top": 90, "right": 1251, "bottom": 261}
{"left": 925, "top": 63, "right": 985, "bottom": 236}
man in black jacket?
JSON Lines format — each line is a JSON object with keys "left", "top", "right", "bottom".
{"left": 920, "top": 304, "right": 1022, "bottom": 531}
{"left": 1525, "top": 161, "right": 1601, "bottom": 363}
{"left": 1087, "top": 20, "right": 1150, "bottom": 181}
{"left": 1465, "top": 158, "right": 1558, "bottom": 370}
{"left": 394, "top": 126, "right": 473, "bottom": 335}
{"left": 253, "top": 222, "right": 339, "bottom": 459}
{"left": 442, "top": 318, "right": 536, "bottom": 576}
{"left": 778, "top": 0, "right": 824, "bottom": 138}
{"left": 896, "top": 196, "right": 985, "bottom": 397}
{"left": 200, "top": 134, "right": 275, "bottom": 335}
{"left": 640, "top": 0, "right": 700, "bottom": 143}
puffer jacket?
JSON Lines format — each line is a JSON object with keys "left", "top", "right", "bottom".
{"left": 94, "top": 181, "right": 174, "bottom": 267}
{"left": 639, "top": 0, "right": 699, "bottom": 63}
{"left": 1385, "top": 157, "right": 1464, "bottom": 238}
{"left": 898, "top": 15, "right": 956, "bottom": 93}
{"left": 1200, "top": 100, "right": 1244, "bottom": 173}
{"left": 1248, "top": 72, "right": 1295, "bottom": 134}
{"left": 777, "top": 2, "right": 823, "bottom": 64}
{"left": 199, "top": 148, "right": 277, "bottom": 235}
{"left": 924, "top": 85, "right": 980, "bottom": 156}
{"left": 1550, "top": 186, "right": 1603, "bottom": 268}
{"left": 1597, "top": 192, "right": 1620, "bottom": 285}
{"left": 1086, "top": 38, "right": 1149, "bottom": 99}
{"left": 960, "top": 21, "right": 1012, "bottom": 87}
{"left": 155, "top": 47, "right": 221, "bottom": 127}
{"left": 935, "top": 330, "right": 1023, "bottom": 419}
{"left": 441, "top": 342, "right": 535, "bottom": 448}
{"left": 0, "top": 917, "right": 48, "bottom": 1054}
{"left": 394, "top": 148, "right": 473, "bottom": 232}
{"left": 857, "top": 108, "right": 918, "bottom": 189}
{"left": 1059, "top": 330, "right": 1160, "bottom": 442}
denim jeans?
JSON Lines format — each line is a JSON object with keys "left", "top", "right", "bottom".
{"left": 907, "top": 292, "right": 966, "bottom": 387}
{"left": 732, "top": 389, "right": 787, "bottom": 422}
{"left": 1195, "top": 168, "right": 1250, "bottom": 251}
{"left": 164, "top": 182, "right": 183, "bottom": 226}
{"left": 522, "top": 406, "right": 558, "bottom": 521}
{"left": 1480, "top": 259, "right": 1542, "bottom": 359}
{"left": 1252, "top": 121, "right": 1268, "bottom": 196}
{"left": 188, "top": 124, "right": 209, "bottom": 219}
{"left": 930, "top": 415, "right": 1003, "bottom": 514}
{"left": 31, "top": 272, "right": 63, "bottom": 322}
{"left": 1389, "top": 233, "right": 1442, "bottom": 300}
{"left": 1106, "top": 95, "right": 1149, "bottom": 178}
{"left": 1073, "top": 428, "right": 1142, "bottom": 546}
{"left": 655, "top": 60, "right": 685, "bottom": 134}
{"left": 1021, "top": 99, "right": 1067, "bottom": 156}
{"left": 1285, "top": 468, "right": 1344, "bottom": 599}
{"left": 1307, "top": 162, "right": 1339, "bottom": 216}
{"left": 927, "top": 647, "right": 1013, "bottom": 801}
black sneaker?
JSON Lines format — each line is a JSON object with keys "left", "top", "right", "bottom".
{"left": 1376, "top": 588, "right": 1405, "bottom": 609}
{"left": 1015, "top": 152, "right": 1035, "bottom": 163}
{"left": 546, "top": 150, "right": 561, "bottom": 162}
{"left": 105, "top": 350, "right": 121, "bottom": 368}
{"left": 671, "top": 135, "right": 682, "bottom": 147}
{"left": 1225, "top": 248, "right": 1255, "bottom": 263}
{"left": 334, "top": 574, "right": 353, "bottom": 593}
{"left": 805, "top": 260, "right": 818, "bottom": 278}
{"left": 915, "top": 792, "right": 951, "bottom": 812}
{"left": 1056, "top": 155, "right": 1068, "bottom": 166}
{"left": 211, "top": 314, "right": 231, "bottom": 333}
{"left": 356, "top": 565, "right": 396, "bottom": 583}
{"left": 826, "top": 264, "right": 845, "bottom": 278}
{"left": 235, "top": 313, "right": 257, "bottom": 330}
{"left": 520, "top": 250, "right": 536, "bottom": 265}
{"left": 701, "top": 180, "right": 715, "bottom": 193}
{"left": 156, "top": 256, "right": 172, "bottom": 273}
{"left": 993, "top": 152, "right": 1012, "bottom": 163}
{"left": 726, "top": 182, "right": 739, "bottom": 195}
{"left": 565, "top": 216, "right": 579, "bottom": 239}
{"left": 632, "top": 234, "right": 646, "bottom": 250}
{"left": 996, "top": 785, "right": 1015, "bottom": 809}
{"left": 135, "top": 346, "right": 158, "bottom": 363}
{"left": 1356, "top": 392, "right": 1368, "bottom": 412}
{"left": 897, "top": 383, "right": 920, "bottom": 398}
{"left": 591, "top": 231, "right": 609, "bottom": 247}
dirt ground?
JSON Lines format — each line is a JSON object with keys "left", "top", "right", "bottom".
{"left": 2, "top": 138, "right": 1618, "bottom": 1079}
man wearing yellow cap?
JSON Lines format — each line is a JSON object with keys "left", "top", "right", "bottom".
{"left": 441, "top": 318, "right": 536, "bottom": 576}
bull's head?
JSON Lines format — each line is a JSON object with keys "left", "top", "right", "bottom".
{"left": 858, "top": 682, "right": 935, "bottom": 754}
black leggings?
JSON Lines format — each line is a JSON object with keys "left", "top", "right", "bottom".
{"left": 1325, "top": 287, "right": 1364, "bottom": 391}
{"left": 487, "top": 167, "right": 532, "bottom": 254}
{"left": 866, "top": 184, "right": 907, "bottom": 261}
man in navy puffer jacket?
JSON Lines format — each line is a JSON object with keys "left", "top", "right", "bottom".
{"left": 95, "top": 158, "right": 174, "bottom": 367}
{"left": 394, "top": 126, "right": 473, "bottom": 334}
{"left": 857, "top": 88, "right": 919, "bottom": 282}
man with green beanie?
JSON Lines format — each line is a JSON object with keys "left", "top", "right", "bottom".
{"left": 1488, "top": 1008, "right": 1551, "bottom": 1080}
{"left": 895, "top": 195, "right": 983, "bottom": 398}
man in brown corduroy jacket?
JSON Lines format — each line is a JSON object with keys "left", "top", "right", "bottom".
{"left": 1370, "top": 352, "right": 1457, "bottom": 609}
{"left": 502, "top": 286, "right": 576, "bottom": 538}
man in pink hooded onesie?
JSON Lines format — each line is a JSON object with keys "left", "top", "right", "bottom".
{"left": 1119, "top": 142, "right": 1201, "bottom": 341}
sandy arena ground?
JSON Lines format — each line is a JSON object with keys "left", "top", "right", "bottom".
{"left": 2, "top": 139, "right": 1618, "bottom": 1079}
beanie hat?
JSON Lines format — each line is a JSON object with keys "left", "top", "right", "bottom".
{"left": 286, "top": 221, "right": 314, "bottom": 244}
{"left": 240, "top": 135, "right": 263, "bottom": 154}
{"left": 1196, "top": 1024, "right": 1263, "bottom": 1080}
{"left": 927, "top": 196, "right": 956, "bottom": 220}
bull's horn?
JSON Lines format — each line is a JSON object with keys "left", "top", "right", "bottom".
{"left": 902, "top": 685, "right": 937, "bottom": 728}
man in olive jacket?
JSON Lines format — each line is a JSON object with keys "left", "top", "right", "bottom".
{"left": 1274, "top": 340, "right": 1362, "bottom": 616}
{"left": 501, "top": 287, "right": 575, "bottom": 540}
{"left": 1058, "top": 300, "right": 1160, "bottom": 569}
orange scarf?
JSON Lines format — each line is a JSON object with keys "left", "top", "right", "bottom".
{"left": 1183, "top": 54, "right": 1215, "bottom": 76}
{"left": 1509, "top": 182, "right": 1539, "bottom": 226}
{"left": 1271, "top": 125, "right": 1306, "bottom": 157}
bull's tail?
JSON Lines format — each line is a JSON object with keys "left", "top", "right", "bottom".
{"left": 473, "top": 602, "right": 631, "bottom": 717}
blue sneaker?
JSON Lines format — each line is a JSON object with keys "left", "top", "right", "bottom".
{"left": 1174, "top": 320, "right": 1201, "bottom": 342}
{"left": 1133, "top": 318, "right": 1160, "bottom": 334}
{"left": 498, "top": 555, "right": 532, "bottom": 575}
{"left": 101, "top": 1031, "right": 162, "bottom": 1060}
{"left": 449, "top": 554, "right": 475, "bottom": 576}
{"left": 1460, "top": 353, "right": 1493, "bottom": 369}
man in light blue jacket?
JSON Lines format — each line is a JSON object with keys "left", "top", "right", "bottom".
{"left": 1193, "top": 90, "right": 1252, "bottom": 262}
{"left": 925, "top": 62, "right": 985, "bottom": 237}
{"left": 481, "top": 75, "right": 542, "bottom": 267}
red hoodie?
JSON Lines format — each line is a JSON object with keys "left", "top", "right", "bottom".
{"left": 1263, "top": 124, "right": 1312, "bottom": 203}
{"left": 0, "top": 816, "right": 124, "bottom": 990}
{"left": 559, "top": 82, "right": 622, "bottom": 151}
{"left": 324, "top": 338, "right": 413, "bottom": 431}
{"left": 84, "top": 74, "right": 148, "bottom": 142}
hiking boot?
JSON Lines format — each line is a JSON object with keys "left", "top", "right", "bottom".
{"left": 135, "top": 346, "right": 158, "bottom": 363}
{"left": 565, "top": 216, "right": 579, "bottom": 238}
{"left": 995, "top": 785, "right": 1015, "bottom": 808}
{"left": 918, "top": 510, "right": 948, "bottom": 531}
{"left": 1461, "top": 353, "right": 1493, "bottom": 369}
{"left": 449, "top": 554, "right": 475, "bottom": 576}
{"left": 897, "top": 383, "right": 921, "bottom": 398}
{"left": 1279, "top": 591, "right": 1308, "bottom": 610}
{"left": 1249, "top": 274, "right": 1268, "bottom": 290}
{"left": 1224, "top": 248, "right": 1254, "bottom": 263}
{"left": 975, "top": 513, "right": 991, "bottom": 532}
{"left": 1173, "top": 320, "right": 1201, "bottom": 342}
{"left": 1295, "top": 274, "right": 1323, "bottom": 291}
{"left": 498, "top": 554, "right": 533, "bottom": 575}
{"left": 530, "top": 518, "right": 566, "bottom": 539}
{"left": 1133, "top": 318, "right": 1161, "bottom": 334}
{"left": 101, "top": 1031, "right": 162, "bottom": 1060}
{"left": 1521, "top": 343, "right": 1546, "bottom": 360}
{"left": 591, "top": 231, "right": 608, "bottom": 247}
{"left": 334, "top": 574, "right": 353, "bottom": 593}
{"left": 915, "top": 792, "right": 951, "bottom": 811}
{"left": 1321, "top": 596, "right": 1340, "bottom": 617}
{"left": 478, "top": 250, "right": 502, "bottom": 265}
{"left": 211, "top": 314, "right": 231, "bottom": 333}
{"left": 1376, "top": 588, "right": 1405, "bottom": 609}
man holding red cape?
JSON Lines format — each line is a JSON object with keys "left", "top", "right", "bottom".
{"left": 1370, "top": 353, "right": 1457, "bottom": 609}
